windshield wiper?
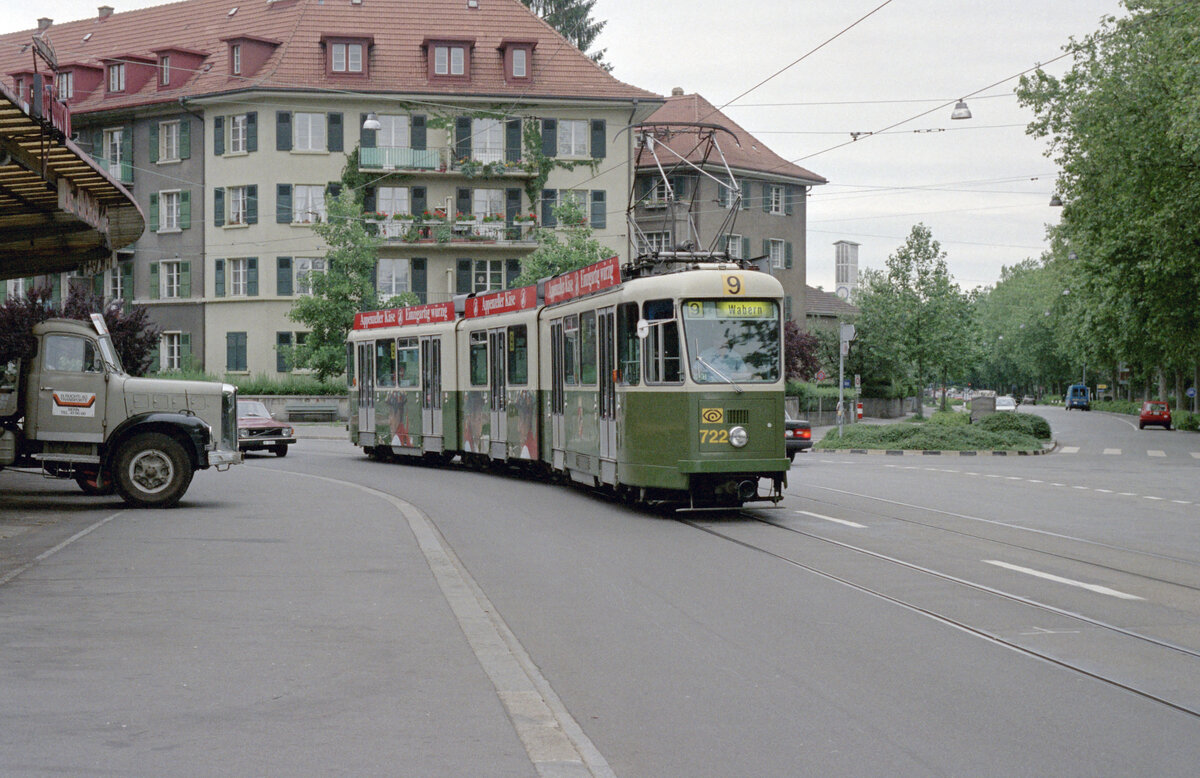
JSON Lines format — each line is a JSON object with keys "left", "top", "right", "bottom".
{"left": 696, "top": 356, "right": 743, "bottom": 393}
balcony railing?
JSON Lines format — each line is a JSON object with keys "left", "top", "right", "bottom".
{"left": 359, "top": 146, "right": 528, "bottom": 177}
{"left": 366, "top": 216, "right": 538, "bottom": 245}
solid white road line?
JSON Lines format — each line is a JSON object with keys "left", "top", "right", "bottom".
{"left": 796, "top": 510, "right": 866, "bottom": 529}
{"left": 984, "top": 560, "right": 1143, "bottom": 600}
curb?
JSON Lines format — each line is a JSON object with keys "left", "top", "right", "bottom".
{"left": 820, "top": 441, "right": 1058, "bottom": 457}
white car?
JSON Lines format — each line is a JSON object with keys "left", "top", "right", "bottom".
{"left": 995, "top": 396, "right": 1018, "bottom": 412}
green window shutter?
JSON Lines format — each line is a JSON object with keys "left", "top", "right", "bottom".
{"left": 785, "top": 296, "right": 793, "bottom": 321}
{"left": 327, "top": 112, "right": 343, "bottom": 152}
{"left": 247, "top": 112, "right": 257, "bottom": 152}
{"left": 740, "top": 179, "right": 751, "bottom": 210}
{"left": 742, "top": 237, "right": 751, "bottom": 260}
{"left": 541, "top": 119, "right": 557, "bottom": 157}
{"left": 411, "top": 258, "right": 426, "bottom": 303}
{"left": 455, "top": 116, "right": 471, "bottom": 160}
{"left": 246, "top": 185, "right": 258, "bottom": 224}
{"left": 456, "top": 259, "right": 471, "bottom": 294}
{"left": 762, "top": 183, "right": 771, "bottom": 213}
{"left": 121, "top": 126, "right": 133, "bottom": 173}
{"left": 276, "top": 332, "right": 293, "bottom": 373}
{"left": 213, "top": 116, "right": 224, "bottom": 156}
{"left": 505, "top": 118, "right": 521, "bottom": 163}
{"left": 179, "top": 261, "right": 191, "bottom": 297}
{"left": 214, "top": 259, "right": 225, "bottom": 297}
{"left": 411, "top": 114, "right": 426, "bottom": 150}
{"left": 214, "top": 187, "right": 225, "bottom": 227}
{"left": 121, "top": 262, "right": 133, "bottom": 302}
{"left": 149, "top": 193, "right": 159, "bottom": 232}
{"left": 590, "top": 190, "right": 606, "bottom": 229}
{"left": 542, "top": 189, "right": 557, "bottom": 226}
{"left": 360, "top": 113, "right": 376, "bottom": 148}
{"left": 92, "top": 273, "right": 103, "bottom": 296}
{"left": 785, "top": 242, "right": 793, "bottom": 269}
{"left": 180, "top": 118, "right": 191, "bottom": 159}
{"left": 277, "top": 257, "right": 293, "bottom": 296}
{"left": 276, "top": 184, "right": 292, "bottom": 224}
{"left": 716, "top": 181, "right": 727, "bottom": 208}
{"left": 226, "top": 333, "right": 237, "bottom": 371}
{"left": 785, "top": 185, "right": 794, "bottom": 216}
{"left": 180, "top": 333, "right": 191, "bottom": 370}
{"left": 180, "top": 190, "right": 191, "bottom": 230}
{"left": 762, "top": 239, "right": 769, "bottom": 260}
{"left": 149, "top": 262, "right": 160, "bottom": 299}
{"left": 276, "top": 111, "right": 292, "bottom": 151}
{"left": 149, "top": 122, "right": 159, "bottom": 163}
{"left": 590, "top": 119, "right": 606, "bottom": 159}
{"left": 247, "top": 257, "right": 258, "bottom": 296}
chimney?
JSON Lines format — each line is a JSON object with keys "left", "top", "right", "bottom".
{"left": 98, "top": 6, "right": 114, "bottom": 20}
{"left": 671, "top": 87, "right": 684, "bottom": 96}
{"left": 37, "top": 18, "right": 52, "bottom": 32}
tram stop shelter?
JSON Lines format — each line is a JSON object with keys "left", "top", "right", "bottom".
{"left": 0, "top": 77, "right": 143, "bottom": 281}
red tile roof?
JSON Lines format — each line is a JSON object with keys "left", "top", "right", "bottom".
{"left": 638, "top": 92, "right": 825, "bottom": 184}
{"left": 0, "top": 0, "right": 659, "bottom": 115}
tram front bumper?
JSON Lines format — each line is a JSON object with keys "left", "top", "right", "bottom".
{"left": 676, "top": 458, "right": 789, "bottom": 474}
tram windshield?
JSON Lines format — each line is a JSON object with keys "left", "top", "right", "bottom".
{"left": 682, "top": 299, "right": 780, "bottom": 384}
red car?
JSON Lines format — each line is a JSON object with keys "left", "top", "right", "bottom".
{"left": 238, "top": 400, "right": 296, "bottom": 456}
{"left": 1139, "top": 401, "right": 1172, "bottom": 430}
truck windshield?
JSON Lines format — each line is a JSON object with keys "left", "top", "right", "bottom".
{"left": 682, "top": 299, "right": 780, "bottom": 384}
{"left": 96, "top": 335, "right": 125, "bottom": 375}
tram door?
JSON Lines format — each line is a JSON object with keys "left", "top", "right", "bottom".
{"left": 488, "top": 329, "right": 507, "bottom": 458}
{"left": 420, "top": 335, "right": 443, "bottom": 446}
{"left": 550, "top": 320, "right": 565, "bottom": 462}
{"left": 356, "top": 342, "right": 375, "bottom": 442}
{"left": 597, "top": 307, "right": 617, "bottom": 470}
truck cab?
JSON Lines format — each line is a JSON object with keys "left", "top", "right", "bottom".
{"left": 1, "top": 314, "right": 240, "bottom": 507}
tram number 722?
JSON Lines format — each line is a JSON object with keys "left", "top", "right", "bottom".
{"left": 700, "top": 428, "right": 731, "bottom": 444}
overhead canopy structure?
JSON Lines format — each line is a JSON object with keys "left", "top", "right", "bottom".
{"left": 0, "top": 77, "right": 143, "bottom": 282}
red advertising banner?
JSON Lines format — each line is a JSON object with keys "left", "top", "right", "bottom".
{"left": 464, "top": 284, "right": 538, "bottom": 318}
{"left": 353, "top": 301, "right": 455, "bottom": 330}
{"left": 543, "top": 255, "right": 621, "bottom": 306}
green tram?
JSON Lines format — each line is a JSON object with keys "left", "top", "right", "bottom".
{"left": 346, "top": 256, "right": 788, "bottom": 508}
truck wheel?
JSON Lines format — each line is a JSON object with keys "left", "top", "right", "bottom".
{"left": 114, "top": 433, "right": 194, "bottom": 508}
{"left": 272, "top": 444, "right": 288, "bottom": 457}
{"left": 76, "top": 472, "right": 116, "bottom": 496}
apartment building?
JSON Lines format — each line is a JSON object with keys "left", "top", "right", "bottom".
{"left": 632, "top": 89, "right": 826, "bottom": 325}
{"left": 1, "top": 0, "right": 659, "bottom": 376}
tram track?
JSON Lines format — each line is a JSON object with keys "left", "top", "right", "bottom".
{"left": 677, "top": 510, "right": 1200, "bottom": 720}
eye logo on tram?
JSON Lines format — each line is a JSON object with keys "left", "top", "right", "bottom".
{"left": 701, "top": 408, "right": 724, "bottom": 424}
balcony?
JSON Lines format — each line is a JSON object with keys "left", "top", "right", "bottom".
{"left": 358, "top": 146, "right": 530, "bottom": 178}
{"left": 366, "top": 214, "right": 538, "bottom": 246}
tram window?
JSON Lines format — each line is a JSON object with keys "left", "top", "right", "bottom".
{"left": 507, "top": 325, "right": 528, "bottom": 385}
{"left": 617, "top": 302, "right": 640, "bottom": 385}
{"left": 397, "top": 337, "right": 419, "bottom": 388}
{"left": 346, "top": 343, "right": 355, "bottom": 387}
{"left": 469, "top": 331, "right": 488, "bottom": 386}
{"left": 643, "top": 298, "right": 681, "bottom": 384}
{"left": 375, "top": 339, "right": 396, "bottom": 387}
{"left": 579, "top": 311, "right": 597, "bottom": 385}
{"left": 563, "top": 314, "right": 579, "bottom": 385}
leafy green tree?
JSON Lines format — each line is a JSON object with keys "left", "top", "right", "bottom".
{"left": 288, "top": 189, "right": 381, "bottom": 381}
{"left": 783, "top": 321, "right": 820, "bottom": 381}
{"left": 1017, "top": 1, "right": 1200, "bottom": 406}
{"left": 522, "top": 0, "right": 609, "bottom": 70}
{"left": 511, "top": 198, "right": 609, "bottom": 287}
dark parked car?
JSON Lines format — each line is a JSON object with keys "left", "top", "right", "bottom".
{"left": 784, "top": 412, "right": 812, "bottom": 461}
{"left": 1139, "top": 401, "right": 1172, "bottom": 430}
{"left": 1020, "top": 395, "right": 1036, "bottom": 405}
{"left": 237, "top": 400, "right": 296, "bottom": 456}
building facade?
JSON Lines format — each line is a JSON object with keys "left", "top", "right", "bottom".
{"left": 2, "top": 0, "right": 660, "bottom": 376}
{"left": 631, "top": 90, "right": 826, "bottom": 325}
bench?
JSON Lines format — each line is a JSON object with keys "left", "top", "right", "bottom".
{"left": 285, "top": 402, "right": 340, "bottom": 422}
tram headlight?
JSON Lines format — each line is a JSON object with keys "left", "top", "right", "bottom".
{"left": 729, "top": 426, "right": 749, "bottom": 448}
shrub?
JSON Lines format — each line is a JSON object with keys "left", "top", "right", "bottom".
{"left": 1092, "top": 400, "right": 1140, "bottom": 415}
{"left": 155, "top": 371, "right": 346, "bottom": 396}
{"left": 1177, "top": 411, "right": 1199, "bottom": 431}
{"left": 814, "top": 422, "right": 1040, "bottom": 451}
{"left": 976, "top": 411, "right": 1051, "bottom": 440}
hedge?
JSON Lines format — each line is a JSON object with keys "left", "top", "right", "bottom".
{"left": 815, "top": 423, "right": 1041, "bottom": 451}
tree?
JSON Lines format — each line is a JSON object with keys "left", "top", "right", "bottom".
{"left": 783, "top": 321, "right": 820, "bottom": 381}
{"left": 511, "top": 197, "right": 609, "bottom": 287}
{"left": 1017, "top": 1, "right": 1200, "bottom": 407}
{"left": 0, "top": 283, "right": 161, "bottom": 376}
{"left": 288, "top": 189, "right": 381, "bottom": 381}
{"left": 521, "top": 0, "right": 609, "bottom": 70}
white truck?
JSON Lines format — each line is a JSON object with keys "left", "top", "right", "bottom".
{"left": 0, "top": 314, "right": 241, "bottom": 507}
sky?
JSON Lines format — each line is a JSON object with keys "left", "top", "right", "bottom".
{"left": 0, "top": 0, "right": 1128, "bottom": 292}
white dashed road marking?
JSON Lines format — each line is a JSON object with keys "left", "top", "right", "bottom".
{"left": 1149, "top": 450, "right": 1166, "bottom": 457}
{"left": 1061, "top": 446, "right": 1080, "bottom": 454}
{"left": 1103, "top": 448, "right": 1121, "bottom": 455}
{"left": 796, "top": 510, "right": 866, "bottom": 529}
{"left": 984, "top": 560, "right": 1143, "bottom": 600}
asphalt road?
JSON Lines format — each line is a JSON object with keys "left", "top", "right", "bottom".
{"left": 2, "top": 406, "right": 1199, "bottom": 776}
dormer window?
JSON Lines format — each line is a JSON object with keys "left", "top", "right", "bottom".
{"left": 499, "top": 39, "right": 535, "bottom": 83}
{"left": 108, "top": 62, "right": 125, "bottom": 92}
{"left": 512, "top": 48, "right": 527, "bottom": 78}
{"left": 231, "top": 44, "right": 242, "bottom": 75}
{"left": 332, "top": 42, "right": 361, "bottom": 72}
{"left": 160, "top": 55, "right": 171, "bottom": 85}
{"left": 322, "top": 35, "right": 371, "bottom": 77}
{"left": 57, "top": 71, "right": 73, "bottom": 99}
{"left": 425, "top": 38, "right": 473, "bottom": 80}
